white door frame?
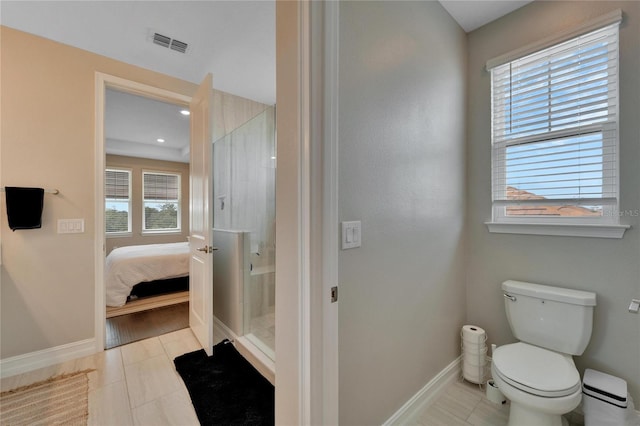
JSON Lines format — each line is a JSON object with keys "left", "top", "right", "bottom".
{"left": 275, "top": 1, "right": 310, "bottom": 423}
{"left": 94, "top": 73, "right": 191, "bottom": 352}
{"left": 275, "top": 1, "right": 339, "bottom": 424}
{"left": 320, "top": 1, "right": 340, "bottom": 424}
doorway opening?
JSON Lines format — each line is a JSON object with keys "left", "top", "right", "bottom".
{"left": 103, "top": 87, "right": 192, "bottom": 348}
{"left": 95, "top": 74, "right": 278, "bottom": 379}
{"left": 95, "top": 73, "right": 192, "bottom": 352}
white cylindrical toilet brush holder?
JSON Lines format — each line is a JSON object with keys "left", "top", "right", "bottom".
{"left": 486, "top": 379, "right": 506, "bottom": 404}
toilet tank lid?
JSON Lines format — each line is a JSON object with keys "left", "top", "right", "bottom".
{"left": 502, "top": 280, "right": 596, "bottom": 306}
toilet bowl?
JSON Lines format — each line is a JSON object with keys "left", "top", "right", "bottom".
{"left": 497, "top": 280, "right": 597, "bottom": 426}
{"left": 492, "top": 342, "right": 582, "bottom": 426}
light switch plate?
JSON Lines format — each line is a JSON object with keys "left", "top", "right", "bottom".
{"left": 58, "top": 219, "right": 85, "bottom": 234}
{"left": 341, "top": 221, "right": 361, "bottom": 249}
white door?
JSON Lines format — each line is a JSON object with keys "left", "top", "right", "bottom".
{"left": 189, "top": 74, "right": 215, "bottom": 355}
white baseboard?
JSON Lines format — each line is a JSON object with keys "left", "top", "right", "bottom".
{"left": 383, "top": 356, "right": 462, "bottom": 425}
{"left": 383, "top": 354, "right": 640, "bottom": 426}
{"left": 0, "top": 338, "right": 96, "bottom": 379}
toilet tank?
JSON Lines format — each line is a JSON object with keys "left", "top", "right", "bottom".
{"left": 502, "top": 280, "right": 596, "bottom": 355}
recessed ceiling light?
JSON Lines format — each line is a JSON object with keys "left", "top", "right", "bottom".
{"left": 271, "top": 156, "right": 277, "bottom": 160}
{"left": 180, "top": 109, "right": 190, "bottom": 116}
{"left": 157, "top": 138, "right": 165, "bottom": 143}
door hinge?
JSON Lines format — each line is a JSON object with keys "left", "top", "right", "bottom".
{"left": 330, "top": 286, "right": 338, "bottom": 303}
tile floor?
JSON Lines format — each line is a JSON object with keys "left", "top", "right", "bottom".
{"left": 414, "top": 380, "right": 510, "bottom": 426}
{"left": 2, "top": 331, "right": 585, "bottom": 426}
{"left": 413, "top": 378, "right": 584, "bottom": 426}
{"left": 1, "top": 328, "right": 203, "bottom": 425}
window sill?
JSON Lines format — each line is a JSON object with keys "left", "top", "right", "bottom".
{"left": 485, "top": 222, "right": 630, "bottom": 239}
{"left": 141, "top": 230, "right": 182, "bottom": 236}
{"left": 106, "top": 232, "right": 132, "bottom": 238}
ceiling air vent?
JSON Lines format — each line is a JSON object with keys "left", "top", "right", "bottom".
{"left": 151, "top": 32, "right": 189, "bottom": 54}
{"left": 170, "top": 39, "right": 188, "bottom": 54}
{"left": 152, "top": 33, "right": 171, "bottom": 49}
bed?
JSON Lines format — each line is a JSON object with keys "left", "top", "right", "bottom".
{"left": 105, "top": 242, "right": 190, "bottom": 308}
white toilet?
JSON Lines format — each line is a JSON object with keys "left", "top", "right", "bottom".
{"left": 492, "top": 280, "right": 597, "bottom": 426}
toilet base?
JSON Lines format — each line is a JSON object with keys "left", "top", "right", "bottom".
{"left": 508, "top": 401, "right": 569, "bottom": 426}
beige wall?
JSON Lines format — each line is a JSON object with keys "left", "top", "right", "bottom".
{"left": 337, "top": 2, "right": 467, "bottom": 424}
{"left": 0, "top": 26, "right": 270, "bottom": 360}
{"left": 0, "top": 26, "right": 197, "bottom": 359}
{"left": 466, "top": 1, "right": 640, "bottom": 400}
{"left": 0, "top": 25, "right": 269, "bottom": 360}
{"left": 105, "top": 155, "right": 190, "bottom": 254}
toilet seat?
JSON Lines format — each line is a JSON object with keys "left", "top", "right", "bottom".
{"left": 492, "top": 342, "right": 581, "bottom": 398}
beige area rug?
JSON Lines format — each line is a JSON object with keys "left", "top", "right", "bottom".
{"left": 0, "top": 370, "right": 92, "bottom": 425}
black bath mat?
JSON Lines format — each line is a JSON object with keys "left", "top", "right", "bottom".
{"left": 174, "top": 340, "right": 274, "bottom": 425}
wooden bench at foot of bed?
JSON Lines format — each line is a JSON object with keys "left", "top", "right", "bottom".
{"left": 106, "top": 276, "right": 190, "bottom": 318}
{"left": 106, "top": 290, "right": 189, "bottom": 318}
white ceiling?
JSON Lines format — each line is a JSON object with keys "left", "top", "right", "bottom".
{"left": 439, "top": 0, "right": 533, "bottom": 32}
{"left": 106, "top": 89, "right": 191, "bottom": 163}
{"left": 1, "top": 0, "right": 532, "bottom": 163}
{"left": 0, "top": 1, "right": 276, "bottom": 105}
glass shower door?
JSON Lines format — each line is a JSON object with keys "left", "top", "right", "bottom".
{"left": 212, "top": 106, "right": 276, "bottom": 359}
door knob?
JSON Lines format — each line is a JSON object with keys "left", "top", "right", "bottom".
{"left": 197, "top": 245, "right": 219, "bottom": 253}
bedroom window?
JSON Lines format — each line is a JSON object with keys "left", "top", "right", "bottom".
{"left": 105, "top": 168, "right": 132, "bottom": 234}
{"left": 486, "top": 18, "right": 627, "bottom": 238}
{"left": 143, "top": 171, "right": 181, "bottom": 233}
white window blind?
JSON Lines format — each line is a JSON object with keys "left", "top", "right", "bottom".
{"left": 143, "top": 172, "right": 180, "bottom": 231}
{"left": 490, "top": 23, "right": 620, "bottom": 222}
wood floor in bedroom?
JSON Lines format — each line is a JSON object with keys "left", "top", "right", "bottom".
{"left": 105, "top": 302, "right": 189, "bottom": 349}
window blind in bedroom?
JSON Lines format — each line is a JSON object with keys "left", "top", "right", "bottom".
{"left": 105, "top": 169, "right": 130, "bottom": 199}
{"left": 142, "top": 171, "right": 181, "bottom": 232}
{"left": 105, "top": 168, "right": 132, "bottom": 234}
{"left": 143, "top": 173, "right": 180, "bottom": 200}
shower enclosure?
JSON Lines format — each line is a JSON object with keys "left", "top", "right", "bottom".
{"left": 212, "top": 106, "right": 276, "bottom": 359}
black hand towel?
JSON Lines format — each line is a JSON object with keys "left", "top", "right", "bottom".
{"left": 5, "top": 187, "right": 45, "bottom": 231}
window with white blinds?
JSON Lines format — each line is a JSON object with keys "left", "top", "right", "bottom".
{"left": 105, "top": 169, "right": 132, "bottom": 233}
{"left": 489, "top": 23, "right": 620, "bottom": 224}
{"left": 142, "top": 171, "right": 181, "bottom": 232}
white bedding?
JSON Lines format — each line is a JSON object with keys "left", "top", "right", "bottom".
{"left": 105, "top": 242, "right": 189, "bottom": 307}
